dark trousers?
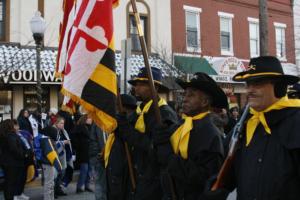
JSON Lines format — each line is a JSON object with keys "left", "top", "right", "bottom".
{"left": 2, "top": 165, "right": 25, "bottom": 200}
{"left": 55, "top": 169, "right": 66, "bottom": 193}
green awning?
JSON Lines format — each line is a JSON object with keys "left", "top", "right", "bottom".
{"left": 174, "top": 56, "right": 217, "bottom": 75}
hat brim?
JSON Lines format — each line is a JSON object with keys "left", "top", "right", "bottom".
{"left": 233, "top": 71, "right": 299, "bottom": 85}
{"left": 176, "top": 79, "right": 228, "bottom": 109}
{"left": 128, "top": 78, "right": 169, "bottom": 92}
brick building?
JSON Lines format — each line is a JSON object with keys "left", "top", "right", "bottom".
{"left": 171, "top": 0, "right": 297, "bottom": 107}
{"left": 294, "top": 0, "right": 300, "bottom": 69}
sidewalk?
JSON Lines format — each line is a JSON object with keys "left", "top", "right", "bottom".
{"left": 1, "top": 182, "right": 95, "bottom": 200}
{"left": 0, "top": 170, "right": 96, "bottom": 200}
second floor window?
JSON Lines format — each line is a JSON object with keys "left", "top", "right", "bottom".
{"left": 129, "top": 15, "right": 148, "bottom": 52}
{"left": 249, "top": 22, "right": 259, "bottom": 57}
{"left": 219, "top": 12, "right": 234, "bottom": 56}
{"left": 275, "top": 24, "right": 286, "bottom": 59}
{"left": 184, "top": 5, "right": 201, "bottom": 53}
{"left": 185, "top": 11, "right": 200, "bottom": 52}
{"left": 220, "top": 18, "right": 232, "bottom": 53}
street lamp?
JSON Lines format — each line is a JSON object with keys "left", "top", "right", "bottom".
{"left": 30, "top": 11, "right": 46, "bottom": 115}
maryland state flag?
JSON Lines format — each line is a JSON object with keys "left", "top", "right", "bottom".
{"left": 56, "top": 0, "right": 76, "bottom": 77}
{"left": 61, "top": 0, "right": 119, "bottom": 133}
{"left": 61, "top": 96, "right": 76, "bottom": 114}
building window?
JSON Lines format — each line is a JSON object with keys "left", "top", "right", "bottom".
{"left": 0, "top": 0, "right": 6, "bottom": 41}
{"left": 0, "top": 90, "right": 12, "bottom": 121}
{"left": 184, "top": 5, "right": 202, "bottom": 53}
{"left": 24, "top": 86, "right": 50, "bottom": 112}
{"left": 218, "top": 12, "right": 234, "bottom": 56}
{"left": 274, "top": 22, "right": 286, "bottom": 60}
{"left": 248, "top": 18, "right": 259, "bottom": 57}
{"left": 129, "top": 14, "right": 148, "bottom": 52}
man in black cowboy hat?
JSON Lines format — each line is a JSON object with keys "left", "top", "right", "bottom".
{"left": 205, "top": 56, "right": 300, "bottom": 200}
{"left": 116, "top": 67, "right": 178, "bottom": 200}
{"left": 153, "top": 72, "right": 228, "bottom": 200}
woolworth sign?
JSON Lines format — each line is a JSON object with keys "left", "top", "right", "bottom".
{"left": 0, "top": 70, "right": 62, "bottom": 84}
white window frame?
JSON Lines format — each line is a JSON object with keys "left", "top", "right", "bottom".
{"left": 218, "top": 12, "right": 234, "bottom": 56}
{"left": 274, "top": 22, "right": 287, "bottom": 61}
{"left": 248, "top": 17, "right": 260, "bottom": 58}
{"left": 184, "top": 5, "right": 202, "bottom": 53}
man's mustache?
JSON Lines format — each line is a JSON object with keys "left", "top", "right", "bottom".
{"left": 247, "top": 92, "right": 259, "bottom": 98}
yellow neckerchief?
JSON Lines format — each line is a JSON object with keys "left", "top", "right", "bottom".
{"left": 170, "top": 111, "right": 210, "bottom": 159}
{"left": 104, "top": 133, "right": 115, "bottom": 168}
{"left": 246, "top": 96, "right": 300, "bottom": 146}
{"left": 135, "top": 98, "right": 167, "bottom": 133}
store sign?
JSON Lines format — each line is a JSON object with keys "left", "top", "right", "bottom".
{"left": 210, "top": 75, "right": 234, "bottom": 83}
{"left": 219, "top": 57, "right": 246, "bottom": 76}
{"left": 1, "top": 70, "right": 62, "bottom": 84}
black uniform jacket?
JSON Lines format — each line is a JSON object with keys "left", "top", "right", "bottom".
{"left": 228, "top": 107, "right": 300, "bottom": 200}
{"left": 106, "top": 132, "right": 130, "bottom": 200}
{"left": 125, "top": 103, "right": 178, "bottom": 200}
{"left": 162, "top": 114, "right": 224, "bottom": 200}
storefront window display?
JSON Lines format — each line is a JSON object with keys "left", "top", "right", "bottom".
{"left": 24, "top": 86, "right": 50, "bottom": 112}
{"left": 0, "top": 90, "right": 12, "bottom": 121}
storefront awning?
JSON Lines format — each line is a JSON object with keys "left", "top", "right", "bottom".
{"left": 0, "top": 43, "right": 183, "bottom": 85}
{"left": 174, "top": 55, "right": 217, "bottom": 75}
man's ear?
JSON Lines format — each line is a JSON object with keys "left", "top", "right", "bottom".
{"left": 201, "top": 97, "right": 210, "bottom": 108}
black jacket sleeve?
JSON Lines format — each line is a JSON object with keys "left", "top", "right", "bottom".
{"left": 7, "top": 134, "right": 25, "bottom": 160}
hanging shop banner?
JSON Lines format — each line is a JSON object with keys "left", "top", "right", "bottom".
{"left": 211, "top": 57, "right": 246, "bottom": 76}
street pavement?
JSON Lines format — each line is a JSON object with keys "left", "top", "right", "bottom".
{"left": 0, "top": 181, "right": 95, "bottom": 200}
{"left": 0, "top": 179, "right": 236, "bottom": 200}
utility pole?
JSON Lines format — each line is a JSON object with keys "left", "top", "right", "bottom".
{"left": 259, "top": 0, "right": 269, "bottom": 56}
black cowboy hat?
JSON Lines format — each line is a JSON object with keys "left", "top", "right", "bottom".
{"left": 233, "top": 56, "right": 299, "bottom": 84}
{"left": 128, "top": 67, "right": 169, "bottom": 92}
{"left": 120, "top": 94, "right": 137, "bottom": 109}
{"left": 288, "top": 83, "right": 300, "bottom": 97}
{"left": 176, "top": 72, "right": 228, "bottom": 109}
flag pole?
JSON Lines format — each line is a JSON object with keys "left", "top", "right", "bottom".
{"left": 130, "top": 1, "right": 177, "bottom": 199}
{"left": 130, "top": 0, "right": 161, "bottom": 123}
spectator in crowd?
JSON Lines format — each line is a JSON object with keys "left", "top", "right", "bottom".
{"left": 224, "top": 106, "right": 239, "bottom": 134}
{"left": 40, "top": 126, "right": 62, "bottom": 200}
{"left": 28, "top": 111, "right": 41, "bottom": 137}
{"left": 72, "top": 114, "right": 93, "bottom": 193}
{"left": 57, "top": 110, "right": 74, "bottom": 135}
{"left": 88, "top": 119, "right": 106, "bottom": 200}
{"left": 210, "top": 112, "right": 227, "bottom": 139}
{"left": 45, "top": 108, "right": 58, "bottom": 127}
{"left": 53, "top": 117, "right": 73, "bottom": 197}
{"left": 17, "top": 109, "right": 33, "bottom": 136}
{"left": 0, "top": 119, "right": 26, "bottom": 200}
{"left": 14, "top": 120, "right": 34, "bottom": 200}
